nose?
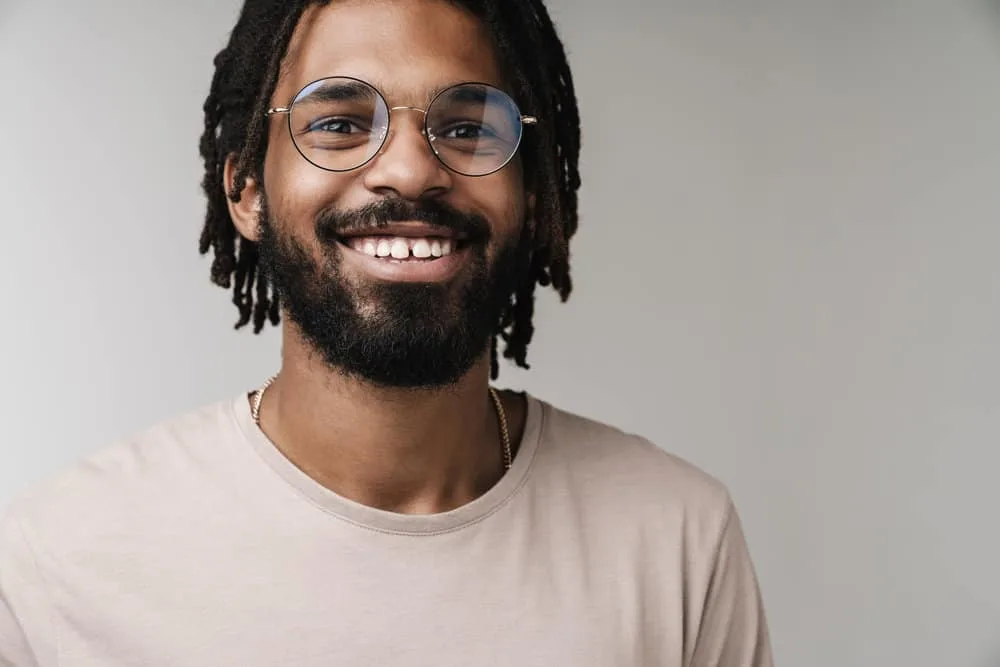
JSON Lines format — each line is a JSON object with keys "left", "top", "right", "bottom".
{"left": 362, "top": 109, "right": 451, "bottom": 201}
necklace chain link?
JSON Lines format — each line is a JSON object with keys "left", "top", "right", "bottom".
{"left": 250, "top": 376, "right": 512, "bottom": 471}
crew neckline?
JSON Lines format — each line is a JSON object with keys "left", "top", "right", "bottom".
{"left": 230, "top": 390, "right": 544, "bottom": 536}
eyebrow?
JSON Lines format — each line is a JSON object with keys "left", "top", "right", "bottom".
{"left": 440, "top": 85, "right": 489, "bottom": 105}
{"left": 296, "top": 80, "right": 376, "bottom": 104}
{"left": 292, "top": 78, "right": 509, "bottom": 107}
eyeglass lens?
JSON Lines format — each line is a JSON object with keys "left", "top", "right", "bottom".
{"left": 285, "top": 77, "right": 525, "bottom": 176}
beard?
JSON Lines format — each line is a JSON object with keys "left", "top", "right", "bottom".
{"left": 255, "top": 195, "right": 524, "bottom": 389}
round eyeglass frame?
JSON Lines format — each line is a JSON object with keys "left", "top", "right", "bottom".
{"left": 264, "top": 76, "right": 538, "bottom": 178}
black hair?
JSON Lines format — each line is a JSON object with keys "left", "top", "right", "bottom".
{"left": 198, "top": 0, "right": 581, "bottom": 379}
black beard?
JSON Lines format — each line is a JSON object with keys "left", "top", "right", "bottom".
{"left": 256, "top": 196, "right": 523, "bottom": 389}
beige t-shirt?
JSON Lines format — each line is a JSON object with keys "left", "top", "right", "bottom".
{"left": 0, "top": 394, "right": 772, "bottom": 666}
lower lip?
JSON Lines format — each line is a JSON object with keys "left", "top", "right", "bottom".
{"left": 337, "top": 241, "right": 468, "bottom": 283}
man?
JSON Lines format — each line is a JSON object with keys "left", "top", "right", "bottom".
{"left": 0, "top": 1, "right": 773, "bottom": 665}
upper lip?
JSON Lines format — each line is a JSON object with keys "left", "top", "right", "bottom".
{"left": 336, "top": 222, "right": 464, "bottom": 240}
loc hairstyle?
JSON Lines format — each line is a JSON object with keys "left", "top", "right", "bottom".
{"left": 198, "top": 0, "right": 581, "bottom": 379}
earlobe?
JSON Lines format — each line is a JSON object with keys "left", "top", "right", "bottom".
{"left": 223, "top": 154, "right": 263, "bottom": 242}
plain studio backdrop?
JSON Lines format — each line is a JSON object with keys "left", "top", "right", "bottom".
{"left": 2, "top": 1, "right": 1000, "bottom": 665}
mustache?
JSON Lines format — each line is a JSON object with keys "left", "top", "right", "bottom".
{"left": 315, "top": 199, "right": 492, "bottom": 244}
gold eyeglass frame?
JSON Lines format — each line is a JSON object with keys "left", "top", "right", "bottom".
{"left": 265, "top": 76, "right": 538, "bottom": 177}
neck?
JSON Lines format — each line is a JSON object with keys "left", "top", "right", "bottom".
{"left": 254, "top": 332, "right": 520, "bottom": 515}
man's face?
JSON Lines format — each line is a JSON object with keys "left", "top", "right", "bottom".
{"left": 253, "top": 0, "right": 530, "bottom": 388}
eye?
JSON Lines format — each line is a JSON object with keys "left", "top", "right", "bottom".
{"left": 440, "top": 122, "right": 496, "bottom": 140}
{"left": 308, "top": 117, "right": 368, "bottom": 134}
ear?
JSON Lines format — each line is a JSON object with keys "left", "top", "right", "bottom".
{"left": 223, "top": 154, "right": 263, "bottom": 242}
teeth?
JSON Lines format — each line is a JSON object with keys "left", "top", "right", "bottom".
{"left": 347, "top": 236, "right": 457, "bottom": 260}
{"left": 390, "top": 239, "right": 410, "bottom": 259}
{"left": 411, "top": 239, "right": 432, "bottom": 258}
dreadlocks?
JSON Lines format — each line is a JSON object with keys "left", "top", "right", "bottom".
{"left": 198, "top": 0, "right": 581, "bottom": 379}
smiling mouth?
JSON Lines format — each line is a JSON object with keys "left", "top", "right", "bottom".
{"left": 338, "top": 234, "right": 468, "bottom": 262}
{"left": 334, "top": 220, "right": 477, "bottom": 263}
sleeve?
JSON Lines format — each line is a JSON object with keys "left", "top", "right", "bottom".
{"left": 0, "top": 512, "right": 54, "bottom": 667}
{"left": 689, "top": 501, "right": 774, "bottom": 667}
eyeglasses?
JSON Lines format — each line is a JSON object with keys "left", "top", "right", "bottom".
{"left": 265, "top": 76, "right": 538, "bottom": 177}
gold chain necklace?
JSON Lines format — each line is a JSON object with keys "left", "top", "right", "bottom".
{"left": 250, "top": 376, "right": 513, "bottom": 471}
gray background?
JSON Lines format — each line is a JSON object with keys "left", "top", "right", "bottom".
{"left": 2, "top": 1, "right": 1000, "bottom": 665}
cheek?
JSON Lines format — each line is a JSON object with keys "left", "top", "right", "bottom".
{"left": 494, "top": 193, "right": 527, "bottom": 252}
{"left": 263, "top": 135, "right": 356, "bottom": 230}
{"left": 474, "top": 169, "right": 527, "bottom": 239}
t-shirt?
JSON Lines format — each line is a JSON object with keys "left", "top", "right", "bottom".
{"left": 0, "top": 393, "right": 773, "bottom": 666}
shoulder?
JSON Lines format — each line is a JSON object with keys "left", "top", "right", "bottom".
{"left": 529, "top": 395, "right": 735, "bottom": 521}
{"left": 0, "top": 397, "right": 244, "bottom": 552}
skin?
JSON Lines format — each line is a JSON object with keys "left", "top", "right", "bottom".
{"left": 223, "top": 0, "right": 532, "bottom": 514}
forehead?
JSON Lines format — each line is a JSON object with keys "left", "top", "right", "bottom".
{"left": 277, "top": 0, "right": 506, "bottom": 105}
